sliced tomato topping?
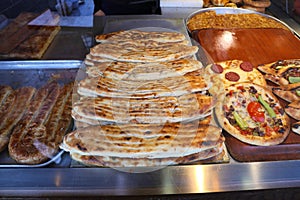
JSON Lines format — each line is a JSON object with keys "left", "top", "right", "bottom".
{"left": 237, "top": 85, "right": 244, "bottom": 90}
{"left": 227, "top": 90, "right": 234, "bottom": 96}
{"left": 247, "top": 101, "right": 265, "bottom": 123}
{"left": 240, "top": 129, "right": 252, "bottom": 135}
{"left": 265, "top": 125, "right": 273, "bottom": 136}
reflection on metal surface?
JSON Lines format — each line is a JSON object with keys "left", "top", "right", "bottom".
{"left": 194, "top": 165, "right": 207, "bottom": 192}
{"left": 217, "top": 31, "right": 235, "bottom": 51}
{"left": 249, "top": 163, "right": 261, "bottom": 189}
{"left": 55, "top": 173, "right": 62, "bottom": 187}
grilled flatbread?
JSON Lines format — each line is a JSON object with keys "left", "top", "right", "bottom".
{"left": 99, "top": 39, "right": 190, "bottom": 47}
{"left": 73, "top": 109, "right": 214, "bottom": 129}
{"left": 74, "top": 121, "right": 92, "bottom": 129}
{"left": 257, "top": 59, "right": 300, "bottom": 86}
{"left": 61, "top": 120, "right": 223, "bottom": 158}
{"left": 0, "top": 87, "right": 36, "bottom": 152}
{"left": 85, "top": 54, "right": 113, "bottom": 64}
{"left": 70, "top": 143, "right": 223, "bottom": 167}
{"left": 8, "top": 82, "right": 60, "bottom": 164}
{"left": 258, "top": 59, "right": 300, "bottom": 75}
{"left": 73, "top": 93, "right": 215, "bottom": 124}
{"left": 42, "top": 82, "right": 74, "bottom": 156}
{"left": 8, "top": 82, "right": 73, "bottom": 164}
{"left": 0, "top": 86, "right": 14, "bottom": 120}
{"left": 272, "top": 86, "right": 300, "bottom": 103}
{"left": 72, "top": 109, "right": 104, "bottom": 126}
{"left": 95, "top": 30, "right": 187, "bottom": 43}
{"left": 85, "top": 58, "right": 203, "bottom": 80}
{"left": 285, "top": 100, "right": 300, "bottom": 120}
{"left": 77, "top": 75, "right": 210, "bottom": 98}
{"left": 292, "top": 121, "right": 300, "bottom": 135}
{"left": 0, "top": 86, "right": 13, "bottom": 106}
{"left": 89, "top": 43, "right": 198, "bottom": 63}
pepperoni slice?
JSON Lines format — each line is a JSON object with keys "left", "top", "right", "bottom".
{"left": 211, "top": 64, "right": 224, "bottom": 74}
{"left": 225, "top": 72, "right": 240, "bottom": 82}
{"left": 240, "top": 61, "right": 254, "bottom": 72}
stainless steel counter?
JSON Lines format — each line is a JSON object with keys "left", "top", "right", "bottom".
{"left": 1, "top": 160, "right": 300, "bottom": 196}
{"left": 0, "top": 6, "right": 300, "bottom": 197}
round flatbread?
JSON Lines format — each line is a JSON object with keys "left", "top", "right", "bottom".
{"left": 215, "top": 82, "right": 290, "bottom": 146}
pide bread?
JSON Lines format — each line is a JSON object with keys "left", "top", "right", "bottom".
{"left": 85, "top": 58, "right": 203, "bottom": 80}
{"left": 0, "top": 86, "right": 36, "bottom": 152}
{"left": 90, "top": 43, "right": 198, "bottom": 63}
{"left": 95, "top": 30, "right": 187, "bottom": 43}
{"left": 70, "top": 143, "right": 224, "bottom": 167}
{"left": 6, "top": 82, "right": 73, "bottom": 164}
{"left": 61, "top": 121, "right": 224, "bottom": 158}
{"left": 77, "top": 74, "right": 210, "bottom": 99}
{"left": 73, "top": 93, "right": 215, "bottom": 124}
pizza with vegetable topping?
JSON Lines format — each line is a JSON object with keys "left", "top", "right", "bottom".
{"left": 215, "top": 82, "right": 290, "bottom": 146}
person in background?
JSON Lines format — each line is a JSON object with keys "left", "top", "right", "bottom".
{"left": 294, "top": 0, "right": 300, "bottom": 16}
{"left": 93, "top": 0, "right": 161, "bottom": 16}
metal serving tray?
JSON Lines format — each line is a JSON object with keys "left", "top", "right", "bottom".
{"left": 0, "top": 60, "right": 82, "bottom": 167}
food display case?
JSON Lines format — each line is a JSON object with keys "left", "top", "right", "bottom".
{"left": 0, "top": 3, "right": 300, "bottom": 198}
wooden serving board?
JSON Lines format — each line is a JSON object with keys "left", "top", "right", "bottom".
{"left": 195, "top": 28, "right": 300, "bottom": 67}
{"left": 194, "top": 28, "right": 300, "bottom": 162}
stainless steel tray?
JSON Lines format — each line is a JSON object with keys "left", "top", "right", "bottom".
{"left": 0, "top": 60, "right": 82, "bottom": 167}
{"left": 185, "top": 7, "right": 300, "bottom": 38}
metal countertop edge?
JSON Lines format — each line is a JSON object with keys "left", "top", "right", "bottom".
{"left": 0, "top": 160, "right": 300, "bottom": 196}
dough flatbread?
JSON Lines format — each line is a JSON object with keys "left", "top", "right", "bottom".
{"left": 70, "top": 143, "right": 224, "bottom": 167}
{"left": 85, "top": 58, "right": 203, "bottom": 80}
{"left": 89, "top": 43, "right": 198, "bottom": 63}
{"left": 95, "top": 30, "right": 187, "bottom": 43}
{"left": 0, "top": 87, "right": 36, "bottom": 152}
{"left": 77, "top": 75, "right": 210, "bottom": 98}
{"left": 73, "top": 93, "right": 215, "bottom": 124}
{"left": 61, "top": 120, "right": 224, "bottom": 158}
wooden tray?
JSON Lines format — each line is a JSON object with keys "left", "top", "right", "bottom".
{"left": 194, "top": 28, "right": 300, "bottom": 67}
{"left": 194, "top": 28, "right": 300, "bottom": 162}
{"left": 223, "top": 129, "right": 300, "bottom": 162}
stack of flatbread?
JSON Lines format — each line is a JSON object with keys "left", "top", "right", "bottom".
{"left": 61, "top": 29, "right": 225, "bottom": 167}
